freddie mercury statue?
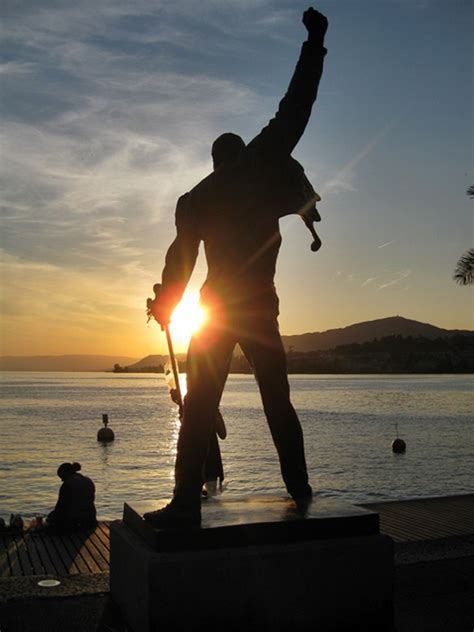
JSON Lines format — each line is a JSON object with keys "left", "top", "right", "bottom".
{"left": 147, "top": 7, "right": 328, "bottom": 527}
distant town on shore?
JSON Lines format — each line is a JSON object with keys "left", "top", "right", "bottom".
{"left": 3, "top": 316, "right": 470, "bottom": 374}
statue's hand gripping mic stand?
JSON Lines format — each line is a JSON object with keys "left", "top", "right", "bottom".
{"left": 147, "top": 283, "right": 183, "bottom": 410}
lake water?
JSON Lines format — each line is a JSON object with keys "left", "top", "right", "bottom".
{"left": 0, "top": 372, "right": 472, "bottom": 520}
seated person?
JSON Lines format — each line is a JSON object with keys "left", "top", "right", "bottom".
{"left": 47, "top": 462, "right": 97, "bottom": 533}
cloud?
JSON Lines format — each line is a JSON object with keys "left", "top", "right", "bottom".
{"left": 324, "top": 166, "right": 358, "bottom": 194}
{"left": 376, "top": 269, "right": 412, "bottom": 290}
{"left": 0, "top": 61, "right": 36, "bottom": 75}
{"left": 0, "top": 249, "right": 58, "bottom": 273}
{"left": 1, "top": 75, "right": 259, "bottom": 278}
{"left": 1, "top": 0, "right": 293, "bottom": 354}
{"left": 1, "top": 1, "right": 264, "bottom": 278}
{"left": 360, "top": 268, "right": 412, "bottom": 290}
{"left": 383, "top": 0, "right": 430, "bottom": 7}
{"left": 0, "top": 246, "right": 156, "bottom": 356}
{"left": 321, "top": 110, "right": 407, "bottom": 197}
{"left": 360, "top": 277, "right": 377, "bottom": 288}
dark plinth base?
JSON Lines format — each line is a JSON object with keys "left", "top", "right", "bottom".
{"left": 110, "top": 496, "right": 394, "bottom": 631}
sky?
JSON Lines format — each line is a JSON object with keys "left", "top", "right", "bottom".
{"left": 1, "top": 0, "right": 472, "bottom": 357}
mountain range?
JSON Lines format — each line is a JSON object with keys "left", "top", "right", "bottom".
{"left": 281, "top": 315, "right": 473, "bottom": 352}
{"left": 124, "top": 316, "right": 474, "bottom": 371}
{"left": 1, "top": 316, "right": 472, "bottom": 371}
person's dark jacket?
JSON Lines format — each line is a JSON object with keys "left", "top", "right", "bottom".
{"left": 50, "top": 473, "right": 96, "bottom": 526}
{"left": 161, "top": 39, "right": 327, "bottom": 315}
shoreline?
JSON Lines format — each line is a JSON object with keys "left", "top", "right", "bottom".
{"left": 4, "top": 487, "right": 474, "bottom": 525}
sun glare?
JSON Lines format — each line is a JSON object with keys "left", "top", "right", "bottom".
{"left": 169, "top": 293, "right": 207, "bottom": 347}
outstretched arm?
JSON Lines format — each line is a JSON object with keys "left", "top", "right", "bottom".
{"left": 248, "top": 7, "right": 328, "bottom": 156}
{"left": 151, "top": 194, "right": 200, "bottom": 327}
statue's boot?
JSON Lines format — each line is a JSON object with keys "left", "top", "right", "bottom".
{"left": 291, "top": 484, "right": 313, "bottom": 513}
{"left": 143, "top": 497, "right": 201, "bottom": 529}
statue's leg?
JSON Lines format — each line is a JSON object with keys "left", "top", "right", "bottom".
{"left": 173, "top": 323, "right": 235, "bottom": 504}
{"left": 239, "top": 318, "right": 312, "bottom": 501}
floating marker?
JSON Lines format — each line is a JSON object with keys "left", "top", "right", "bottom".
{"left": 97, "top": 413, "right": 115, "bottom": 442}
{"left": 392, "top": 423, "right": 406, "bottom": 454}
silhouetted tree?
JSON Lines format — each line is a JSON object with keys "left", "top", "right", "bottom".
{"left": 453, "top": 186, "right": 474, "bottom": 285}
{"left": 454, "top": 249, "right": 474, "bottom": 285}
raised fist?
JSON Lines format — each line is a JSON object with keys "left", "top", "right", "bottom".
{"left": 302, "top": 7, "right": 328, "bottom": 43}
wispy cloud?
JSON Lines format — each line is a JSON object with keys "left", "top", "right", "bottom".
{"left": 360, "top": 276, "right": 377, "bottom": 288}
{"left": 1, "top": 1, "right": 264, "bottom": 278}
{"left": 321, "top": 110, "right": 407, "bottom": 196}
{"left": 324, "top": 166, "right": 358, "bottom": 194}
{"left": 376, "top": 269, "right": 412, "bottom": 290}
{"left": 0, "top": 0, "right": 290, "bottom": 354}
{"left": 360, "top": 269, "right": 412, "bottom": 290}
{"left": 0, "top": 61, "right": 36, "bottom": 75}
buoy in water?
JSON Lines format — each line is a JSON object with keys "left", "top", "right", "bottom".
{"left": 392, "top": 423, "right": 406, "bottom": 453}
{"left": 97, "top": 413, "right": 115, "bottom": 442}
{"left": 392, "top": 437, "right": 406, "bottom": 454}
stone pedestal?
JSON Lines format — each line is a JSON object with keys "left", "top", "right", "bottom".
{"left": 110, "top": 496, "right": 394, "bottom": 631}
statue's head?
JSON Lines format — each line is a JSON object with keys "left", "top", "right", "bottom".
{"left": 211, "top": 133, "right": 245, "bottom": 170}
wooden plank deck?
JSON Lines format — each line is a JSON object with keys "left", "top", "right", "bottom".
{"left": 1, "top": 495, "right": 473, "bottom": 577}
{"left": 360, "top": 493, "right": 474, "bottom": 543}
{"left": 0, "top": 522, "right": 110, "bottom": 578}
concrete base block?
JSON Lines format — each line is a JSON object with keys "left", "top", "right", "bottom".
{"left": 110, "top": 497, "right": 394, "bottom": 631}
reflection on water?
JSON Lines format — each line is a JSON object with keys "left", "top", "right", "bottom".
{"left": 98, "top": 442, "right": 113, "bottom": 496}
{"left": 0, "top": 372, "right": 473, "bottom": 519}
{"left": 99, "top": 442, "right": 113, "bottom": 466}
{"left": 168, "top": 414, "right": 181, "bottom": 454}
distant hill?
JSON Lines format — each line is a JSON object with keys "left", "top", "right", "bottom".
{"left": 0, "top": 355, "right": 139, "bottom": 372}
{"left": 281, "top": 316, "right": 473, "bottom": 352}
{"left": 284, "top": 335, "right": 474, "bottom": 374}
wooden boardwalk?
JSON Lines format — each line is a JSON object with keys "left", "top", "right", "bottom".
{"left": 1, "top": 495, "right": 473, "bottom": 578}
{"left": 0, "top": 522, "right": 110, "bottom": 578}
{"left": 361, "top": 493, "right": 474, "bottom": 543}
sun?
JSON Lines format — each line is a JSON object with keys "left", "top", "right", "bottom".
{"left": 169, "top": 292, "right": 207, "bottom": 348}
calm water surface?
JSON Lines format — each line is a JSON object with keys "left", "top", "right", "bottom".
{"left": 0, "top": 372, "right": 472, "bottom": 519}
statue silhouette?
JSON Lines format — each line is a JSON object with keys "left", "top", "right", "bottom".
{"left": 146, "top": 7, "right": 328, "bottom": 528}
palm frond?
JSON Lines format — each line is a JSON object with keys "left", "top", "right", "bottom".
{"left": 454, "top": 248, "right": 474, "bottom": 285}
{"left": 467, "top": 185, "right": 474, "bottom": 199}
